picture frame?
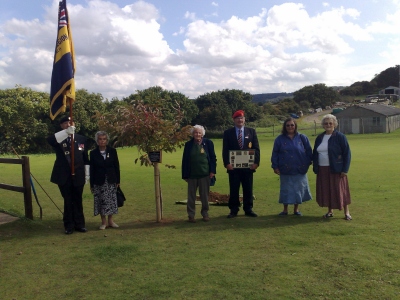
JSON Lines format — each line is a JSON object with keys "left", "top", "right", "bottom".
{"left": 230, "top": 150, "right": 254, "bottom": 168}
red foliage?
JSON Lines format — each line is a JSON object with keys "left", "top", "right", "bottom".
{"left": 95, "top": 100, "right": 191, "bottom": 166}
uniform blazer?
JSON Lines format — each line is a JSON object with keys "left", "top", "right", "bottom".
{"left": 47, "top": 133, "right": 89, "bottom": 186}
{"left": 89, "top": 146, "right": 120, "bottom": 188}
{"left": 222, "top": 126, "right": 260, "bottom": 169}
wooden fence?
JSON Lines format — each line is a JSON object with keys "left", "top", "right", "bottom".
{"left": 0, "top": 156, "right": 33, "bottom": 219}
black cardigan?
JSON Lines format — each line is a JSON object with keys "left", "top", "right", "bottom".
{"left": 90, "top": 146, "right": 120, "bottom": 188}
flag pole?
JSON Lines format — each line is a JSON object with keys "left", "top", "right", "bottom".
{"left": 69, "top": 99, "right": 75, "bottom": 175}
{"left": 50, "top": 0, "right": 76, "bottom": 176}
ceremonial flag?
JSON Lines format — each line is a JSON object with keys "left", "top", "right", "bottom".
{"left": 49, "top": 0, "right": 75, "bottom": 120}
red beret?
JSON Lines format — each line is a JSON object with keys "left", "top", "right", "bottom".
{"left": 232, "top": 110, "right": 245, "bottom": 119}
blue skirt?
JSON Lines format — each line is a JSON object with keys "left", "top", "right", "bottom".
{"left": 279, "top": 174, "right": 312, "bottom": 205}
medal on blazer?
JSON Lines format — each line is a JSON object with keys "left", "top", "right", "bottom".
{"left": 62, "top": 142, "right": 70, "bottom": 155}
{"left": 248, "top": 142, "right": 252, "bottom": 149}
{"left": 200, "top": 147, "right": 205, "bottom": 154}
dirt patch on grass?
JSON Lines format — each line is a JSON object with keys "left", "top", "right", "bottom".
{"left": 197, "top": 191, "right": 242, "bottom": 205}
{"left": 0, "top": 212, "right": 19, "bottom": 225}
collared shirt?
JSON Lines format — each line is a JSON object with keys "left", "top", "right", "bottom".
{"left": 235, "top": 126, "right": 245, "bottom": 147}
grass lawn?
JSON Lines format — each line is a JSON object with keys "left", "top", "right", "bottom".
{"left": 1, "top": 129, "right": 400, "bottom": 299}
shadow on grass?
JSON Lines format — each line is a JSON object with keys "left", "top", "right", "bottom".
{"left": 102, "top": 213, "right": 336, "bottom": 232}
{"left": 171, "top": 214, "right": 335, "bottom": 230}
{"left": 0, "top": 210, "right": 345, "bottom": 242}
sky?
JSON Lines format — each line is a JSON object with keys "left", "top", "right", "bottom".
{"left": 1, "top": 0, "right": 400, "bottom": 100}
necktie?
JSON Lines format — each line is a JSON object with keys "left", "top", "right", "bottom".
{"left": 238, "top": 129, "right": 243, "bottom": 149}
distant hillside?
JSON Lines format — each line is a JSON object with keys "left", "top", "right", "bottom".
{"left": 330, "top": 86, "right": 347, "bottom": 92}
{"left": 339, "top": 65, "right": 399, "bottom": 96}
{"left": 253, "top": 66, "right": 400, "bottom": 101}
{"left": 252, "top": 92, "right": 293, "bottom": 103}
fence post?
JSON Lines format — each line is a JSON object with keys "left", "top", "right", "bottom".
{"left": 21, "top": 156, "right": 33, "bottom": 220}
{"left": 314, "top": 120, "right": 317, "bottom": 135}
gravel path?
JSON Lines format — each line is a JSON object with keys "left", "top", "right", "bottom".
{"left": 302, "top": 109, "right": 330, "bottom": 123}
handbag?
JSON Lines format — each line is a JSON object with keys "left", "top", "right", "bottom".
{"left": 116, "top": 186, "right": 126, "bottom": 207}
{"left": 210, "top": 176, "right": 216, "bottom": 186}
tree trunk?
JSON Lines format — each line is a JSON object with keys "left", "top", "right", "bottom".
{"left": 153, "top": 163, "right": 162, "bottom": 222}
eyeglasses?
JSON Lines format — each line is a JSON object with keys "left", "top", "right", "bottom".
{"left": 286, "top": 124, "right": 295, "bottom": 127}
{"left": 324, "top": 122, "right": 333, "bottom": 125}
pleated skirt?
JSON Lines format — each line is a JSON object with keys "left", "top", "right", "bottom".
{"left": 316, "top": 166, "right": 351, "bottom": 210}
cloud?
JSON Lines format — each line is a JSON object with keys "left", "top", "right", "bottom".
{"left": 172, "top": 27, "right": 185, "bottom": 36}
{"left": 0, "top": 0, "right": 399, "bottom": 100}
{"left": 176, "top": 3, "right": 377, "bottom": 93}
{"left": 367, "top": 9, "right": 400, "bottom": 34}
{"left": 184, "top": 11, "right": 196, "bottom": 21}
{"left": 0, "top": 0, "right": 177, "bottom": 99}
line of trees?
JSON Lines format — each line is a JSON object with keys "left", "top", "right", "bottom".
{"left": 0, "top": 86, "right": 268, "bottom": 154}
{"left": 1, "top": 65, "right": 396, "bottom": 154}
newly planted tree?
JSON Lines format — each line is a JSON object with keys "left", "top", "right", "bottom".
{"left": 96, "top": 99, "right": 191, "bottom": 221}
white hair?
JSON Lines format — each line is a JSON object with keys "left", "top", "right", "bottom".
{"left": 190, "top": 125, "right": 205, "bottom": 136}
{"left": 321, "top": 114, "right": 338, "bottom": 127}
{"left": 95, "top": 131, "right": 109, "bottom": 145}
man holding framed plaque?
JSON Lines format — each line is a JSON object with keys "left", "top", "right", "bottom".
{"left": 222, "top": 110, "right": 260, "bottom": 218}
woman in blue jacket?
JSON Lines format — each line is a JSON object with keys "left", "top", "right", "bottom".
{"left": 271, "top": 118, "right": 312, "bottom": 216}
{"left": 182, "top": 125, "right": 216, "bottom": 223}
{"left": 313, "top": 114, "right": 352, "bottom": 220}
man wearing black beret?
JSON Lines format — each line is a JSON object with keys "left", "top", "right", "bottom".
{"left": 47, "top": 116, "right": 90, "bottom": 234}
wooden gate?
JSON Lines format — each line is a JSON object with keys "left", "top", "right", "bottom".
{"left": 0, "top": 156, "right": 33, "bottom": 219}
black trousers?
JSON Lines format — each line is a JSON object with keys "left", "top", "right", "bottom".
{"left": 228, "top": 169, "right": 254, "bottom": 214}
{"left": 58, "top": 180, "right": 85, "bottom": 230}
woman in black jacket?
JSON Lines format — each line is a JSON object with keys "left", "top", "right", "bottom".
{"left": 90, "top": 131, "right": 120, "bottom": 229}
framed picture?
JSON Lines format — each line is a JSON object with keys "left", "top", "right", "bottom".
{"left": 230, "top": 150, "right": 253, "bottom": 168}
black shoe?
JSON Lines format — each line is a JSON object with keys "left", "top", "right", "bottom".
{"left": 75, "top": 227, "right": 87, "bottom": 233}
{"left": 245, "top": 211, "right": 258, "bottom": 217}
{"left": 65, "top": 229, "right": 73, "bottom": 234}
{"left": 227, "top": 213, "right": 237, "bottom": 219}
